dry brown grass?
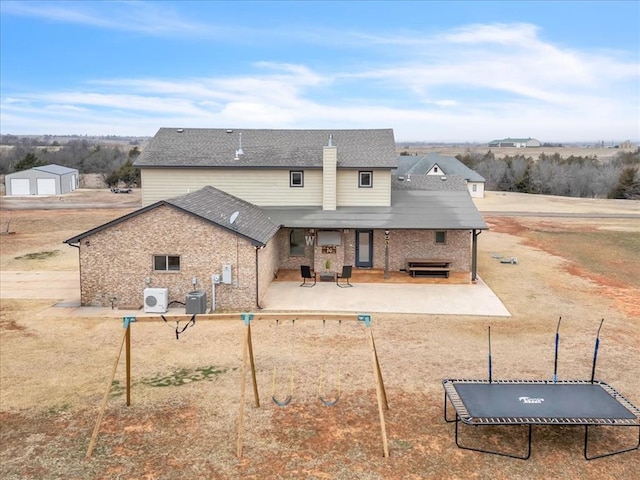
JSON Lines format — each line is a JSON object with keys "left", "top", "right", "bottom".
{"left": 1, "top": 193, "right": 639, "bottom": 479}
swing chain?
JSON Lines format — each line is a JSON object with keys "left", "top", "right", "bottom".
{"left": 161, "top": 313, "right": 197, "bottom": 340}
{"left": 272, "top": 319, "right": 295, "bottom": 406}
{"left": 318, "top": 319, "right": 342, "bottom": 407}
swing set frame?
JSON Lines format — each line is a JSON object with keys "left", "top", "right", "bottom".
{"left": 85, "top": 312, "right": 389, "bottom": 459}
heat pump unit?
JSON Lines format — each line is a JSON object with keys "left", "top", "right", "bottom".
{"left": 144, "top": 287, "right": 168, "bottom": 313}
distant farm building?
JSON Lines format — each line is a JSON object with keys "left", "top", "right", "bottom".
{"left": 4, "top": 164, "right": 79, "bottom": 196}
{"left": 488, "top": 137, "right": 541, "bottom": 148}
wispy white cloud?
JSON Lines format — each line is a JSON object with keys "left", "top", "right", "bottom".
{"left": 0, "top": 14, "right": 637, "bottom": 141}
{"left": 1, "top": 0, "right": 221, "bottom": 36}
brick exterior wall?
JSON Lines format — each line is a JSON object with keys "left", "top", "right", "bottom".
{"left": 76, "top": 210, "right": 473, "bottom": 312}
{"left": 274, "top": 227, "right": 471, "bottom": 277}
{"left": 77, "top": 205, "right": 264, "bottom": 311}
{"left": 383, "top": 229, "right": 470, "bottom": 272}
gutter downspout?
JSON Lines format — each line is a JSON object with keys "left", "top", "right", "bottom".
{"left": 471, "top": 230, "right": 481, "bottom": 283}
{"left": 65, "top": 241, "right": 81, "bottom": 304}
{"left": 255, "top": 246, "right": 263, "bottom": 310}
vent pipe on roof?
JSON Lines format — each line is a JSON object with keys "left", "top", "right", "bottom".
{"left": 328, "top": 134, "right": 333, "bottom": 147}
{"left": 234, "top": 132, "right": 244, "bottom": 160}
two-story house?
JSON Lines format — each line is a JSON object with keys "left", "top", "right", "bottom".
{"left": 65, "top": 128, "right": 487, "bottom": 311}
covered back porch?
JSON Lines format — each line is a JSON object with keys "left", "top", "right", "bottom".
{"left": 274, "top": 268, "right": 471, "bottom": 284}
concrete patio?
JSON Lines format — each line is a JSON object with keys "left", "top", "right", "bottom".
{"left": 1, "top": 269, "right": 510, "bottom": 318}
{"left": 261, "top": 275, "right": 510, "bottom": 316}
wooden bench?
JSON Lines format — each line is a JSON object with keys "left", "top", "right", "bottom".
{"left": 406, "top": 258, "right": 452, "bottom": 278}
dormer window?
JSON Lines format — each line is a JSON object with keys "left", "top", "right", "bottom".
{"left": 359, "top": 171, "right": 373, "bottom": 188}
{"left": 433, "top": 166, "right": 439, "bottom": 173}
{"left": 290, "top": 171, "right": 304, "bottom": 187}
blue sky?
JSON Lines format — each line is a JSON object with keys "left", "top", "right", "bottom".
{"left": 1, "top": 1, "right": 639, "bottom": 143}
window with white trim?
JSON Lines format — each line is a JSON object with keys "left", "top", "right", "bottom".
{"left": 153, "top": 255, "right": 181, "bottom": 271}
{"left": 290, "top": 171, "right": 304, "bottom": 187}
{"left": 359, "top": 171, "right": 373, "bottom": 188}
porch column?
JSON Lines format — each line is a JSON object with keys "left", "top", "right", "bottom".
{"left": 384, "top": 230, "right": 390, "bottom": 279}
{"left": 471, "top": 229, "right": 481, "bottom": 282}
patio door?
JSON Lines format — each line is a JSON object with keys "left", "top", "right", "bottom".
{"left": 355, "top": 229, "right": 373, "bottom": 268}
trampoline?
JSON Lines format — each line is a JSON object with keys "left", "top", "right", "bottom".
{"left": 443, "top": 379, "right": 640, "bottom": 459}
{"left": 442, "top": 322, "right": 640, "bottom": 460}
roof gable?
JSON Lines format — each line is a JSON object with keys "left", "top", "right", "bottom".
{"left": 395, "top": 153, "right": 485, "bottom": 182}
{"left": 166, "top": 186, "right": 280, "bottom": 245}
{"left": 65, "top": 186, "right": 280, "bottom": 246}
{"left": 135, "top": 128, "right": 397, "bottom": 169}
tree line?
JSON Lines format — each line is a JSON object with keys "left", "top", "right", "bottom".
{"left": 455, "top": 149, "right": 640, "bottom": 200}
{"left": 0, "top": 138, "right": 140, "bottom": 187}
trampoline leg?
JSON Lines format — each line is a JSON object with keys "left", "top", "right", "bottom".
{"left": 443, "top": 392, "right": 456, "bottom": 423}
{"left": 454, "top": 419, "right": 532, "bottom": 460}
{"left": 584, "top": 425, "right": 640, "bottom": 460}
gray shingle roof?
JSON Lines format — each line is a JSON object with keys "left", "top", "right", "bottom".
{"left": 135, "top": 128, "right": 397, "bottom": 169}
{"left": 65, "top": 186, "right": 280, "bottom": 246}
{"left": 394, "top": 153, "right": 485, "bottom": 182}
{"left": 263, "top": 190, "right": 487, "bottom": 230}
{"left": 391, "top": 174, "right": 468, "bottom": 191}
{"left": 166, "top": 186, "right": 280, "bottom": 245}
{"left": 33, "top": 164, "right": 79, "bottom": 175}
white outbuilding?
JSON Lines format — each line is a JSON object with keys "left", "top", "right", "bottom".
{"left": 4, "top": 164, "right": 79, "bottom": 196}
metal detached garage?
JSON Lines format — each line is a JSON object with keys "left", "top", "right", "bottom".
{"left": 4, "top": 164, "right": 79, "bottom": 196}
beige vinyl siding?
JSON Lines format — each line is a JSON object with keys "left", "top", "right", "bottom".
{"left": 141, "top": 168, "right": 323, "bottom": 207}
{"left": 336, "top": 169, "right": 391, "bottom": 206}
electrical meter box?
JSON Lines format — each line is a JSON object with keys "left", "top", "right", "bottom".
{"left": 222, "top": 264, "right": 232, "bottom": 284}
{"left": 185, "top": 290, "right": 207, "bottom": 314}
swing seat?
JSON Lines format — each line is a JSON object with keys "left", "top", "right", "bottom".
{"left": 272, "top": 395, "right": 292, "bottom": 407}
{"left": 319, "top": 395, "right": 340, "bottom": 407}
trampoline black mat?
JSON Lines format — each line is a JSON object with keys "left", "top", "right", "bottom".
{"left": 443, "top": 379, "right": 640, "bottom": 425}
{"left": 443, "top": 379, "right": 640, "bottom": 460}
{"left": 455, "top": 382, "right": 635, "bottom": 420}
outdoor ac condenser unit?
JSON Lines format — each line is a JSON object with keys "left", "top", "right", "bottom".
{"left": 143, "top": 287, "right": 168, "bottom": 313}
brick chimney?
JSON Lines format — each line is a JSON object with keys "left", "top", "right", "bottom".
{"left": 322, "top": 134, "right": 337, "bottom": 210}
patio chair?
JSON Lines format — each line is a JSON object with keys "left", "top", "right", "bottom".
{"left": 336, "top": 265, "right": 353, "bottom": 288}
{"left": 300, "top": 265, "right": 316, "bottom": 287}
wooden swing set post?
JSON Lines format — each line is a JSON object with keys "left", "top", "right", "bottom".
{"left": 237, "top": 313, "right": 260, "bottom": 459}
{"left": 360, "top": 314, "right": 389, "bottom": 458}
{"left": 236, "top": 313, "right": 390, "bottom": 459}
{"left": 86, "top": 324, "right": 129, "bottom": 458}
{"left": 87, "top": 314, "right": 261, "bottom": 460}
{"left": 126, "top": 324, "right": 131, "bottom": 406}
{"left": 86, "top": 312, "right": 388, "bottom": 460}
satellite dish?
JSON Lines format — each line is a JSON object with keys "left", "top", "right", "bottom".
{"left": 229, "top": 211, "right": 239, "bottom": 225}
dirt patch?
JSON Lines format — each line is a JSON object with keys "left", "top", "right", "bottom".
{"left": 1, "top": 195, "right": 639, "bottom": 479}
{"left": 487, "top": 216, "right": 640, "bottom": 317}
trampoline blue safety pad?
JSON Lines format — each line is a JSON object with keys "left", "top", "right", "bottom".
{"left": 443, "top": 379, "right": 640, "bottom": 460}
